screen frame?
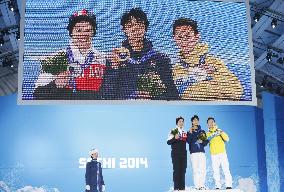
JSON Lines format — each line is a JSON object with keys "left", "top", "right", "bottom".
{"left": 17, "top": 0, "right": 257, "bottom": 105}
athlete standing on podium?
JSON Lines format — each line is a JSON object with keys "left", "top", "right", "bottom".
{"left": 167, "top": 116, "right": 188, "bottom": 191}
{"left": 187, "top": 115, "right": 209, "bottom": 190}
{"left": 207, "top": 117, "right": 232, "bottom": 190}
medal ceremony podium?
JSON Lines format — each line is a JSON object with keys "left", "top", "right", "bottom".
{"left": 172, "top": 189, "right": 244, "bottom": 192}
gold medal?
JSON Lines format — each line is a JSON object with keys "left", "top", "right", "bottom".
{"left": 116, "top": 47, "right": 130, "bottom": 62}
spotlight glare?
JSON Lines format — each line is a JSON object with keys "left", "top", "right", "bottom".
{"left": 266, "top": 51, "right": 272, "bottom": 62}
{"left": 271, "top": 18, "right": 277, "bottom": 29}
{"left": 0, "top": 36, "right": 4, "bottom": 46}
{"left": 16, "top": 31, "right": 20, "bottom": 40}
{"left": 8, "top": 0, "right": 15, "bottom": 12}
{"left": 253, "top": 13, "right": 260, "bottom": 22}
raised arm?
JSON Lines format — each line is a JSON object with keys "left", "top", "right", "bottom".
{"left": 220, "top": 131, "right": 229, "bottom": 142}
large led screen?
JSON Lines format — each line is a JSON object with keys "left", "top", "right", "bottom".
{"left": 18, "top": 0, "right": 255, "bottom": 104}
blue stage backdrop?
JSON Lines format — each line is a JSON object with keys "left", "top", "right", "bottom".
{"left": 1, "top": 94, "right": 260, "bottom": 192}
{"left": 261, "top": 92, "right": 284, "bottom": 192}
{"left": 19, "top": 0, "right": 255, "bottom": 103}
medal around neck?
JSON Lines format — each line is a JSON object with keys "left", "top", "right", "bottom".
{"left": 117, "top": 47, "right": 130, "bottom": 62}
{"left": 68, "top": 62, "right": 83, "bottom": 78}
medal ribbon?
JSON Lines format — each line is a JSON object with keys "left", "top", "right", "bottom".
{"left": 66, "top": 45, "right": 95, "bottom": 92}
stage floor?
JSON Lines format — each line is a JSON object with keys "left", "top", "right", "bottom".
{"left": 172, "top": 189, "right": 243, "bottom": 192}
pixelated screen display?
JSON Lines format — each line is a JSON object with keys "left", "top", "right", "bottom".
{"left": 20, "top": 0, "right": 254, "bottom": 103}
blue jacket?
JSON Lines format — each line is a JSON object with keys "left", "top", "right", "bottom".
{"left": 102, "top": 39, "right": 179, "bottom": 100}
{"left": 85, "top": 159, "right": 104, "bottom": 192}
{"left": 187, "top": 126, "right": 209, "bottom": 154}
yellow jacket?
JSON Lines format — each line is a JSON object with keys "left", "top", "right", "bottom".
{"left": 173, "top": 43, "right": 243, "bottom": 100}
{"left": 206, "top": 126, "right": 229, "bottom": 155}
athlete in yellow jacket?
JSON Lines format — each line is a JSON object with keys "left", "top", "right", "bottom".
{"left": 172, "top": 18, "right": 243, "bottom": 101}
{"left": 207, "top": 123, "right": 229, "bottom": 155}
{"left": 207, "top": 117, "right": 232, "bottom": 190}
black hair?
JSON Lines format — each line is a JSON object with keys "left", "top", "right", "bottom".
{"left": 173, "top": 17, "right": 199, "bottom": 36}
{"left": 176, "top": 116, "right": 184, "bottom": 125}
{"left": 191, "top": 115, "right": 199, "bottom": 122}
{"left": 121, "top": 8, "right": 149, "bottom": 31}
{"left": 67, "top": 10, "right": 97, "bottom": 37}
{"left": 207, "top": 117, "right": 215, "bottom": 123}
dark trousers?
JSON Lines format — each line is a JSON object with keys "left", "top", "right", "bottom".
{"left": 171, "top": 152, "right": 187, "bottom": 190}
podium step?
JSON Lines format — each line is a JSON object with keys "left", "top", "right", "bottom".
{"left": 173, "top": 189, "right": 243, "bottom": 192}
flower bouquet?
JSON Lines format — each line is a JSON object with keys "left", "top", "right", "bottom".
{"left": 137, "top": 71, "right": 166, "bottom": 98}
{"left": 197, "top": 130, "right": 207, "bottom": 141}
{"left": 40, "top": 51, "right": 69, "bottom": 75}
{"left": 171, "top": 128, "right": 179, "bottom": 136}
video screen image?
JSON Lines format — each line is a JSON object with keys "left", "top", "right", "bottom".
{"left": 19, "top": 0, "right": 254, "bottom": 103}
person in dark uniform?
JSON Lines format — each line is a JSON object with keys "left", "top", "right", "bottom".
{"left": 103, "top": 8, "right": 179, "bottom": 100}
{"left": 85, "top": 149, "right": 105, "bottom": 192}
{"left": 167, "top": 116, "right": 188, "bottom": 190}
